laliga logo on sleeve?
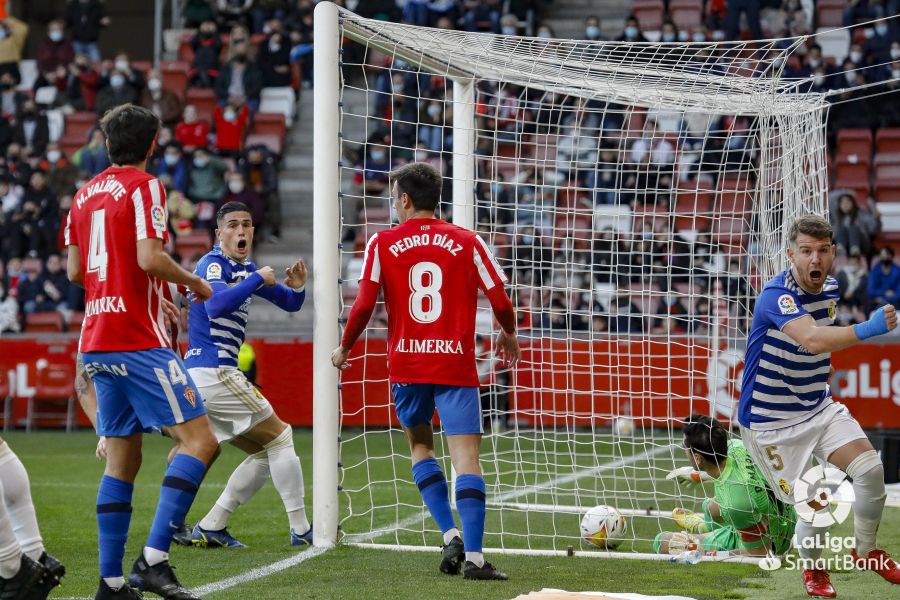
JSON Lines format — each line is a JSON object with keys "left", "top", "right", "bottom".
{"left": 793, "top": 465, "right": 854, "bottom": 527}
{"left": 777, "top": 294, "right": 799, "bottom": 315}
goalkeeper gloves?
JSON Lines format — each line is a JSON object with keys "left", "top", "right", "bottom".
{"left": 666, "top": 531, "right": 701, "bottom": 555}
{"left": 666, "top": 466, "right": 713, "bottom": 490}
{"left": 672, "top": 508, "right": 709, "bottom": 534}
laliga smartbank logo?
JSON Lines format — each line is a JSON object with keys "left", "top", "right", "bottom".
{"left": 757, "top": 465, "right": 854, "bottom": 572}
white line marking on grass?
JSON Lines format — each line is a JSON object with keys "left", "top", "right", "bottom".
{"left": 192, "top": 545, "right": 330, "bottom": 596}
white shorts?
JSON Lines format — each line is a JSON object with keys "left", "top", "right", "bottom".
{"left": 188, "top": 367, "right": 273, "bottom": 443}
{"left": 740, "top": 401, "right": 867, "bottom": 504}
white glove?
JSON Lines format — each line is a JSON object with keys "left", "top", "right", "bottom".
{"left": 666, "top": 466, "right": 713, "bottom": 489}
{"left": 667, "top": 531, "right": 700, "bottom": 555}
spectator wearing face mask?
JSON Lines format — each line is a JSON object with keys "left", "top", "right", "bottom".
{"left": 12, "top": 101, "right": 50, "bottom": 157}
{"left": 37, "top": 20, "right": 75, "bottom": 75}
{"left": 214, "top": 41, "right": 263, "bottom": 113}
{"left": 41, "top": 143, "right": 82, "bottom": 197}
{"left": 95, "top": 69, "right": 138, "bottom": 115}
{"left": 239, "top": 145, "right": 280, "bottom": 238}
{"left": 660, "top": 20, "right": 680, "bottom": 43}
{"left": 867, "top": 247, "right": 900, "bottom": 313}
{"left": 583, "top": 16, "right": 605, "bottom": 41}
{"left": 0, "top": 15, "right": 28, "bottom": 83}
{"left": 616, "top": 15, "right": 649, "bottom": 43}
{"left": 187, "top": 148, "right": 228, "bottom": 203}
{"left": 0, "top": 71, "right": 26, "bottom": 117}
{"left": 64, "top": 0, "right": 110, "bottom": 63}
{"left": 154, "top": 143, "right": 190, "bottom": 193}
{"left": 102, "top": 51, "right": 145, "bottom": 92}
{"left": 499, "top": 13, "right": 519, "bottom": 36}
{"left": 64, "top": 53, "right": 101, "bottom": 111}
{"left": 175, "top": 104, "right": 210, "bottom": 152}
{"left": 213, "top": 96, "right": 251, "bottom": 155}
{"left": 222, "top": 171, "right": 265, "bottom": 226}
{"left": 190, "top": 20, "right": 223, "bottom": 88}
{"left": 259, "top": 30, "right": 291, "bottom": 87}
{"left": 75, "top": 127, "right": 110, "bottom": 177}
{"left": 140, "top": 69, "right": 183, "bottom": 126}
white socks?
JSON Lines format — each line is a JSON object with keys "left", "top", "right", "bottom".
{"left": 795, "top": 517, "right": 829, "bottom": 562}
{"left": 0, "top": 443, "right": 43, "bottom": 561}
{"left": 466, "top": 551, "right": 484, "bottom": 568}
{"left": 264, "top": 427, "right": 310, "bottom": 534}
{"left": 442, "top": 528, "right": 460, "bottom": 545}
{"left": 0, "top": 480, "right": 21, "bottom": 579}
{"left": 199, "top": 452, "right": 269, "bottom": 531}
{"left": 142, "top": 547, "right": 168, "bottom": 567}
{"left": 846, "top": 450, "right": 886, "bottom": 556}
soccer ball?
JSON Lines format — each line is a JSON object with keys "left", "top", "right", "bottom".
{"left": 580, "top": 505, "right": 627, "bottom": 550}
{"left": 614, "top": 417, "right": 635, "bottom": 436}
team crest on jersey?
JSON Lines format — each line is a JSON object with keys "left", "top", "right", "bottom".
{"left": 828, "top": 300, "right": 836, "bottom": 320}
{"left": 150, "top": 205, "right": 166, "bottom": 232}
{"left": 252, "top": 386, "right": 264, "bottom": 400}
{"left": 777, "top": 294, "right": 799, "bottom": 315}
{"left": 206, "top": 262, "right": 223, "bottom": 280}
{"left": 779, "top": 478, "right": 792, "bottom": 495}
{"left": 184, "top": 387, "right": 197, "bottom": 407}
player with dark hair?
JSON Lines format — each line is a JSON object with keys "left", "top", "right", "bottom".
{"left": 185, "top": 201, "right": 313, "bottom": 547}
{"left": 66, "top": 103, "right": 217, "bottom": 600}
{"left": 332, "top": 162, "right": 520, "bottom": 580}
{"left": 656, "top": 414, "right": 796, "bottom": 558}
{"left": 738, "top": 214, "right": 899, "bottom": 597}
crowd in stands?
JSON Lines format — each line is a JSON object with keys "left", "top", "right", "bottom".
{"left": 346, "top": 0, "right": 900, "bottom": 336}
{"left": 1, "top": 0, "right": 301, "bottom": 333}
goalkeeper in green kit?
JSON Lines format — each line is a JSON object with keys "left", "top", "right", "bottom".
{"left": 654, "top": 414, "right": 796, "bottom": 557}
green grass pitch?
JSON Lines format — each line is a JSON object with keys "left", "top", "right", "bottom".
{"left": 14, "top": 430, "right": 900, "bottom": 599}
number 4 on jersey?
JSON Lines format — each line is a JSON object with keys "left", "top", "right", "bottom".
{"left": 87, "top": 209, "right": 109, "bottom": 281}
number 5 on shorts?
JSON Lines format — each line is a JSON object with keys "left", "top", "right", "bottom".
{"left": 765, "top": 445, "right": 784, "bottom": 471}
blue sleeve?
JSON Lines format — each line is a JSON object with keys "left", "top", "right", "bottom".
{"left": 254, "top": 284, "right": 305, "bottom": 312}
{"left": 756, "top": 286, "right": 809, "bottom": 331}
{"left": 205, "top": 273, "right": 264, "bottom": 318}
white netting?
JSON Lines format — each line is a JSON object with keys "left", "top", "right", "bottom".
{"left": 327, "top": 8, "right": 828, "bottom": 557}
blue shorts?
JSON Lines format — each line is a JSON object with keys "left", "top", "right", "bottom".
{"left": 391, "top": 383, "right": 483, "bottom": 435}
{"left": 82, "top": 348, "right": 206, "bottom": 437}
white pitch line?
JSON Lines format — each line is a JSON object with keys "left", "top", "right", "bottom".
{"left": 191, "top": 545, "right": 331, "bottom": 596}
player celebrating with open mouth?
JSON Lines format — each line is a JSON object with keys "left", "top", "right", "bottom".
{"left": 738, "top": 215, "right": 899, "bottom": 598}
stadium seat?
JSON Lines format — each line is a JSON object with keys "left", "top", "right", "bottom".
{"left": 875, "top": 161, "right": 900, "bottom": 182}
{"left": 715, "top": 179, "right": 751, "bottom": 214}
{"left": 877, "top": 202, "right": 900, "bottom": 235}
{"left": 834, "top": 156, "right": 871, "bottom": 183}
{"left": 244, "top": 133, "right": 283, "bottom": 156}
{"left": 16, "top": 59, "right": 37, "bottom": 91}
{"left": 876, "top": 182, "right": 900, "bottom": 203}
{"left": 836, "top": 128, "right": 873, "bottom": 157}
{"left": 25, "top": 362, "right": 75, "bottom": 432}
{"left": 185, "top": 87, "right": 218, "bottom": 124}
{"left": 251, "top": 112, "right": 287, "bottom": 140}
{"left": 631, "top": 0, "right": 665, "bottom": 32}
{"left": 876, "top": 128, "right": 900, "bottom": 154}
{"left": 178, "top": 31, "right": 195, "bottom": 63}
{"left": 24, "top": 311, "right": 64, "bottom": 333}
{"left": 161, "top": 60, "right": 190, "bottom": 99}
{"left": 260, "top": 87, "right": 297, "bottom": 126}
{"left": 816, "top": 1, "right": 846, "bottom": 28}
{"left": 0, "top": 370, "right": 12, "bottom": 432}
{"left": 815, "top": 27, "right": 850, "bottom": 63}
{"left": 174, "top": 230, "right": 212, "bottom": 258}
{"left": 64, "top": 111, "right": 99, "bottom": 142}
{"left": 163, "top": 28, "right": 193, "bottom": 54}
{"left": 67, "top": 311, "right": 85, "bottom": 332}
{"left": 669, "top": 0, "right": 702, "bottom": 31}
{"left": 46, "top": 108, "right": 64, "bottom": 142}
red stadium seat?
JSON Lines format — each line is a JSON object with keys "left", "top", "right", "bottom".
{"left": 670, "top": 0, "right": 703, "bottom": 31}
{"left": 24, "top": 311, "right": 64, "bottom": 333}
{"left": 161, "top": 60, "right": 190, "bottom": 99}
{"left": 834, "top": 156, "right": 871, "bottom": 183}
{"left": 26, "top": 362, "right": 75, "bottom": 432}
{"left": 251, "top": 112, "right": 287, "bottom": 139}
{"left": 64, "top": 111, "right": 98, "bottom": 141}
{"left": 876, "top": 128, "right": 900, "bottom": 154}
{"left": 631, "top": 0, "right": 665, "bottom": 31}
{"left": 185, "top": 87, "right": 218, "bottom": 124}
{"left": 131, "top": 60, "right": 152, "bottom": 76}
{"left": 715, "top": 179, "right": 752, "bottom": 214}
{"left": 178, "top": 32, "right": 195, "bottom": 63}
{"left": 875, "top": 161, "right": 900, "bottom": 182}
{"left": 816, "top": 0, "right": 846, "bottom": 28}
{"left": 67, "top": 311, "right": 85, "bottom": 332}
{"left": 836, "top": 128, "right": 873, "bottom": 158}
{"left": 174, "top": 230, "right": 212, "bottom": 259}
{"left": 244, "top": 133, "right": 283, "bottom": 156}
{"left": 875, "top": 182, "right": 900, "bottom": 203}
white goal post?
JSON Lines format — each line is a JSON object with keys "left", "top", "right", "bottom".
{"left": 312, "top": 1, "right": 828, "bottom": 561}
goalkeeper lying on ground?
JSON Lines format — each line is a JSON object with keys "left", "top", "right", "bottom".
{"left": 655, "top": 414, "right": 796, "bottom": 557}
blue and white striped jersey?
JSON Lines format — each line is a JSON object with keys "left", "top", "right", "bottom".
{"left": 738, "top": 268, "right": 840, "bottom": 431}
{"left": 185, "top": 247, "right": 257, "bottom": 369}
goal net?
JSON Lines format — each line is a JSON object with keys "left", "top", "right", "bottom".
{"left": 312, "top": 2, "right": 828, "bottom": 560}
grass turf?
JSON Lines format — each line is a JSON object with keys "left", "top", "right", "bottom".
{"left": 13, "top": 430, "right": 900, "bottom": 599}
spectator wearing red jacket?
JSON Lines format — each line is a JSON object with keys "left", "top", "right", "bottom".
{"left": 175, "top": 104, "right": 210, "bottom": 152}
{"left": 213, "top": 97, "right": 250, "bottom": 156}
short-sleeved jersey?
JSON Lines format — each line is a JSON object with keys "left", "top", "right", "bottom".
{"left": 66, "top": 167, "right": 171, "bottom": 352}
{"left": 714, "top": 439, "right": 796, "bottom": 554}
{"left": 738, "top": 268, "right": 839, "bottom": 431}
{"left": 358, "top": 217, "right": 508, "bottom": 386}
{"left": 185, "top": 247, "right": 257, "bottom": 370}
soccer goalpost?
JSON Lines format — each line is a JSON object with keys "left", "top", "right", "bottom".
{"left": 312, "top": 1, "right": 828, "bottom": 561}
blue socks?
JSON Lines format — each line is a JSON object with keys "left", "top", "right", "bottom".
{"left": 97, "top": 475, "right": 134, "bottom": 578}
{"left": 146, "top": 454, "right": 206, "bottom": 553}
{"left": 455, "top": 474, "right": 486, "bottom": 553}
{"left": 411, "top": 458, "right": 456, "bottom": 534}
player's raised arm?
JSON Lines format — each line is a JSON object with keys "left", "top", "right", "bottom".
{"left": 253, "top": 258, "right": 307, "bottom": 312}
{"left": 332, "top": 234, "right": 383, "bottom": 369}
{"left": 781, "top": 305, "right": 896, "bottom": 354}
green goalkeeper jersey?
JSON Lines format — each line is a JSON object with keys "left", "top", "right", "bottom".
{"left": 713, "top": 439, "right": 796, "bottom": 554}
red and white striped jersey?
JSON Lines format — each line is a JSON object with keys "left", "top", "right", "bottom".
{"left": 66, "top": 167, "right": 172, "bottom": 352}
{"left": 355, "top": 217, "right": 509, "bottom": 386}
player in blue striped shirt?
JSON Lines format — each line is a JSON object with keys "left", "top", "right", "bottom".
{"left": 184, "top": 201, "right": 313, "bottom": 548}
{"left": 739, "top": 215, "right": 899, "bottom": 597}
